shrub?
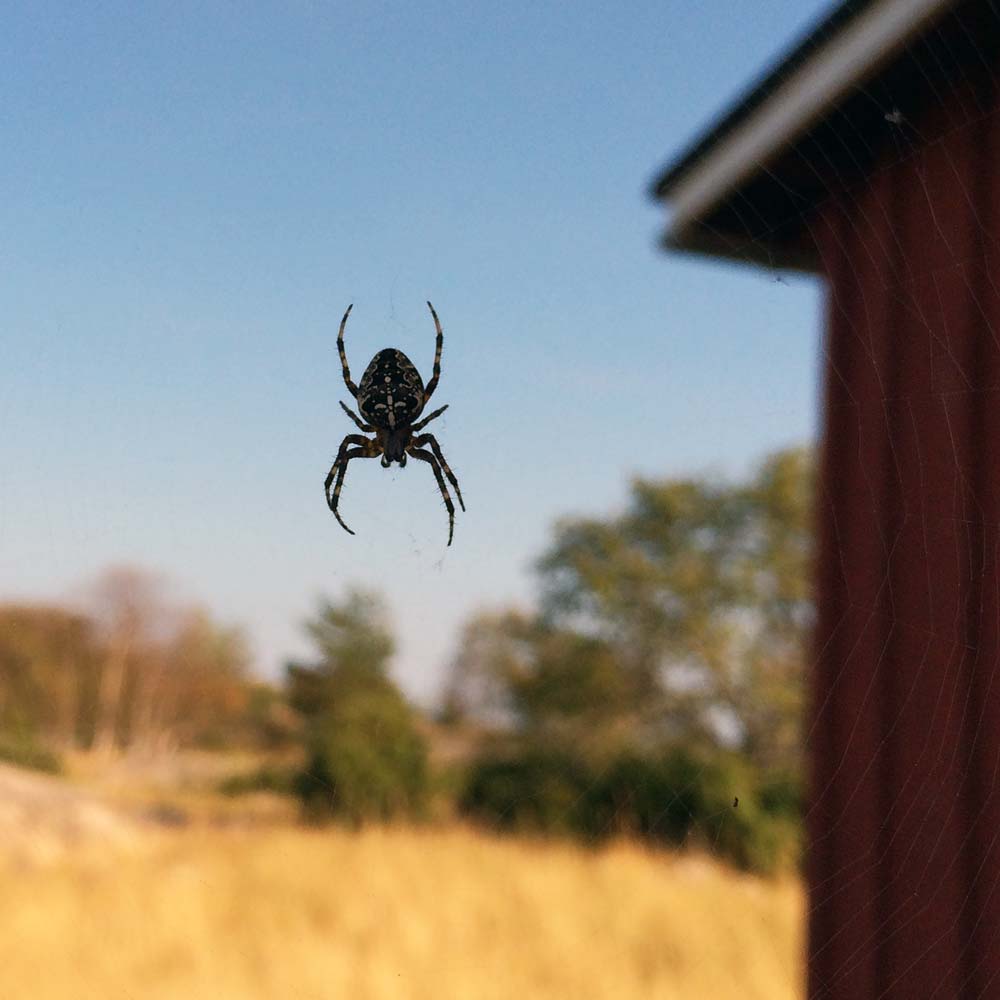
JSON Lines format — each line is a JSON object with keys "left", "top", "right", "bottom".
{"left": 0, "top": 733, "right": 62, "bottom": 774}
{"left": 287, "top": 590, "right": 429, "bottom": 826}
{"left": 460, "top": 744, "right": 802, "bottom": 875}
{"left": 219, "top": 766, "right": 294, "bottom": 797}
{"left": 578, "top": 749, "right": 707, "bottom": 846}
{"left": 758, "top": 770, "right": 803, "bottom": 818}
{"left": 459, "top": 750, "right": 591, "bottom": 835}
{"left": 295, "top": 685, "right": 428, "bottom": 825}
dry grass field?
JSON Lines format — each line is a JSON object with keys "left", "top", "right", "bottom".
{"left": 0, "top": 820, "right": 803, "bottom": 999}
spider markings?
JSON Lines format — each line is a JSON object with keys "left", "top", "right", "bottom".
{"left": 324, "top": 302, "right": 466, "bottom": 546}
{"left": 357, "top": 349, "right": 423, "bottom": 433}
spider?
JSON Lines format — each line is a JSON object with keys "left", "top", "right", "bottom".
{"left": 324, "top": 301, "right": 466, "bottom": 545}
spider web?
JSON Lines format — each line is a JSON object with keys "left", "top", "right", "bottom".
{"left": 464, "top": 5, "right": 1000, "bottom": 997}
{"left": 7, "top": 3, "right": 1000, "bottom": 997}
{"left": 302, "top": 8, "right": 1000, "bottom": 997}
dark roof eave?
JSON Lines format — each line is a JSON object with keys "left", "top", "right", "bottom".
{"left": 651, "top": 0, "right": 880, "bottom": 201}
{"left": 663, "top": 225, "right": 822, "bottom": 274}
{"left": 651, "top": 0, "right": 960, "bottom": 263}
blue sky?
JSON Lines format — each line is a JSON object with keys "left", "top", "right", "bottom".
{"left": 0, "top": 1, "right": 831, "bottom": 704}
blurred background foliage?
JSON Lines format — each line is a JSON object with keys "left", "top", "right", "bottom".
{"left": 288, "top": 589, "right": 428, "bottom": 824}
{"left": 446, "top": 446, "right": 812, "bottom": 872}
{"left": 0, "top": 566, "right": 268, "bottom": 762}
{"left": 0, "top": 446, "right": 812, "bottom": 874}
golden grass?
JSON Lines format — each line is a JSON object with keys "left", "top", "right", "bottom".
{"left": 0, "top": 825, "right": 804, "bottom": 999}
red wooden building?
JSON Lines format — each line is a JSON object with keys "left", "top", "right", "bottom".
{"left": 652, "top": 1, "right": 1000, "bottom": 997}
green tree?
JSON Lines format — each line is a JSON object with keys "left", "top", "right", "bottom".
{"left": 536, "top": 447, "right": 814, "bottom": 770}
{"left": 443, "top": 610, "right": 632, "bottom": 755}
{"left": 288, "top": 588, "right": 428, "bottom": 823}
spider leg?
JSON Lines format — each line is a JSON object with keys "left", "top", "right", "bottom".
{"left": 411, "top": 404, "right": 448, "bottom": 432}
{"left": 422, "top": 301, "right": 444, "bottom": 403}
{"left": 340, "top": 400, "right": 374, "bottom": 432}
{"left": 409, "top": 445, "right": 456, "bottom": 546}
{"left": 412, "top": 433, "right": 464, "bottom": 512}
{"left": 325, "top": 434, "right": 377, "bottom": 535}
{"left": 337, "top": 304, "right": 359, "bottom": 398}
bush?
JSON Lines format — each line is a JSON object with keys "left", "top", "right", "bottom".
{"left": 295, "top": 685, "right": 428, "bottom": 825}
{"left": 0, "top": 733, "right": 62, "bottom": 774}
{"left": 287, "top": 589, "right": 427, "bottom": 825}
{"left": 578, "top": 749, "right": 706, "bottom": 845}
{"left": 459, "top": 750, "right": 590, "bottom": 835}
{"left": 459, "top": 744, "right": 802, "bottom": 875}
{"left": 758, "top": 770, "right": 803, "bottom": 819}
{"left": 219, "top": 766, "right": 294, "bottom": 797}
{"left": 686, "top": 753, "right": 794, "bottom": 874}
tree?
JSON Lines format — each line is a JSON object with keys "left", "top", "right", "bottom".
{"left": 153, "top": 608, "right": 252, "bottom": 751}
{"left": 87, "top": 566, "right": 167, "bottom": 754}
{"left": 441, "top": 610, "right": 534, "bottom": 728}
{"left": 287, "top": 588, "right": 396, "bottom": 718}
{"left": 447, "top": 449, "right": 811, "bottom": 867}
{"left": 535, "top": 447, "right": 814, "bottom": 770}
{"left": 0, "top": 567, "right": 260, "bottom": 759}
{"left": 85, "top": 566, "right": 254, "bottom": 754}
{"left": 0, "top": 604, "right": 102, "bottom": 749}
{"left": 288, "top": 588, "right": 428, "bottom": 823}
{"left": 443, "top": 609, "right": 632, "bottom": 755}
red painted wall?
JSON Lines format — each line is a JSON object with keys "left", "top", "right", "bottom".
{"left": 806, "top": 73, "right": 1000, "bottom": 997}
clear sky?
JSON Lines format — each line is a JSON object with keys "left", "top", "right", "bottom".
{"left": 0, "top": 1, "right": 832, "bottom": 704}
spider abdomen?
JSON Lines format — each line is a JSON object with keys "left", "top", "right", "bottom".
{"left": 357, "top": 349, "right": 424, "bottom": 430}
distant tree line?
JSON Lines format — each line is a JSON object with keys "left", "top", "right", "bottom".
{"left": 0, "top": 566, "right": 280, "bottom": 766}
{"left": 1, "top": 447, "right": 812, "bottom": 873}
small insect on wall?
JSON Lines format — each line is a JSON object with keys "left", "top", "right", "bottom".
{"left": 324, "top": 302, "right": 466, "bottom": 546}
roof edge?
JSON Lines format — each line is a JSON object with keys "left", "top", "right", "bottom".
{"left": 651, "top": 0, "right": 876, "bottom": 200}
{"left": 651, "top": 0, "right": 956, "bottom": 246}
